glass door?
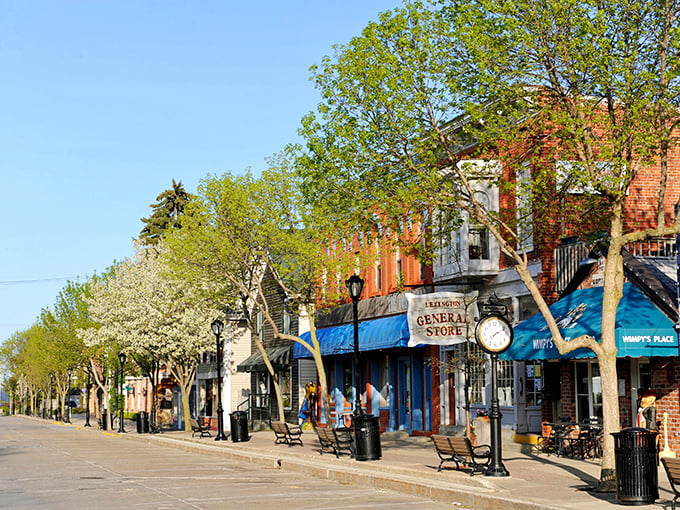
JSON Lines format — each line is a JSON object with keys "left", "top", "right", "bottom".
{"left": 398, "top": 357, "right": 411, "bottom": 431}
{"left": 575, "top": 361, "right": 602, "bottom": 422}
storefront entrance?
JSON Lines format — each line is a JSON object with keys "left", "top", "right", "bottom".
{"left": 575, "top": 361, "right": 602, "bottom": 422}
{"left": 398, "top": 357, "right": 411, "bottom": 431}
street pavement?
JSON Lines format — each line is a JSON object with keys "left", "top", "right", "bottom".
{"left": 14, "top": 414, "right": 678, "bottom": 509}
{"left": 0, "top": 415, "right": 452, "bottom": 509}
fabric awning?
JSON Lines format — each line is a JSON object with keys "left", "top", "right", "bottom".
{"left": 294, "top": 314, "right": 411, "bottom": 359}
{"left": 236, "top": 346, "right": 291, "bottom": 372}
{"left": 500, "top": 283, "right": 678, "bottom": 361}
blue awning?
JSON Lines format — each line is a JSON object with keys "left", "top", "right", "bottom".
{"left": 294, "top": 314, "right": 411, "bottom": 358}
{"left": 500, "top": 283, "right": 678, "bottom": 361}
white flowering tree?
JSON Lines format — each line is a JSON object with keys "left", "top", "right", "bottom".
{"left": 164, "top": 159, "right": 360, "bottom": 426}
{"left": 80, "top": 242, "right": 219, "bottom": 432}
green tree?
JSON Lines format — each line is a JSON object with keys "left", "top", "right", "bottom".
{"left": 296, "top": 0, "right": 680, "bottom": 489}
{"left": 164, "top": 158, "right": 357, "bottom": 426}
{"left": 139, "top": 179, "right": 192, "bottom": 247}
{"left": 39, "top": 279, "right": 95, "bottom": 419}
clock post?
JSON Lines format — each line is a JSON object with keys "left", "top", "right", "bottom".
{"left": 474, "top": 306, "right": 513, "bottom": 478}
{"left": 487, "top": 350, "right": 510, "bottom": 477}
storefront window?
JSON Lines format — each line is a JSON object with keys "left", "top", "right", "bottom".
{"left": 378, "top": 356, "right": 390, "bottom": 407}
{"left": 256, "top": 372, "right": 268, "bottom": 408}
{"left": 343, "top": 363, "right": 353, "bottom": 402}
{"left": 525, "top": 362, "right": 542, "bottom": 407}
{"left": 468, "top": 344, "right": 486, "bottom": 405}
{"left": 498, "top": 361, "right": 514, "bottom": 406}
{"left": 198, "top": 379, "right": 215, "bottom": 417}
{"left": 279, "top": 368, "right": 291, "bottom": 409}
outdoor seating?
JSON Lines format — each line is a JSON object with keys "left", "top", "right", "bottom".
{"left": 190, "top": 418, "right": 211, "bottom": 438}
{"left": 431, "top": 435, "right": 491, "bottom": 475}
{"left": 315, "top": 426, "right": 354, "bottom": 457}
{"left": 541, "top": 420, "right": 602, "bottom": 459}
{"left": 567, "top": 425, "right": 602, "bottom": 459}
{"left": 540, "top": 422, "right": 556, "bottom": 454}
{"left": 662, "top": 457, "right": 680, "bottom": 510}
{"left": 271, "top": 421, "right": 303, "bottom": 447}
{"left": 316, "top": 427, "right": 335, "bottom": 455}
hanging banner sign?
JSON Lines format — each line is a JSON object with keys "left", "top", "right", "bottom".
{"left": 406, "top": 291, "right": 478, "bottom": 346}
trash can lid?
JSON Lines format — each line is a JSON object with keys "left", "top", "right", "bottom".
{"left": 612, "top": 427, "right": 658, "bottom": 436}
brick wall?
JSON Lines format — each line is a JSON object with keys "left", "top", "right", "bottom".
{"left": 651, "top": 358, "right": 680, "bottom": 451}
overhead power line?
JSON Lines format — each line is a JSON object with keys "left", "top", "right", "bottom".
{"left": 0, "top": 276, "right": 78, "bottom": 286}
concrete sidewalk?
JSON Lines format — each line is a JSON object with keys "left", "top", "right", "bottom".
{"left": 52, "top": 415, "right": 677, "bottom": 509}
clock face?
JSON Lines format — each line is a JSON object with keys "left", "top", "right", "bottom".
{"left": 475, "top": 315, "right": 513, "bottom": 354}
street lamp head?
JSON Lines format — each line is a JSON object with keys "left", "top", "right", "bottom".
{"left": 118, "top": 352, "right": 126, "bottom": 366}
{"left": 211, "top": 318, "right": 224, "bottom": 336}
{"left": 345, "top": 274, "right": 365, "bottom": 302}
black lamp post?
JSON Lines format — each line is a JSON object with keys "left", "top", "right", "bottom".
{"left": 212, "top": 319, "right": 227, "bottom": 440}
{"left": 118, "top": 352, "right": 126, "bottom": 433}
{"left": 84, "top": 368, "right": 91, "bottom": 427}
{"left": 346, "top": 274, "right": 365, "bottom": 417}
{"left": 49, "top": 374, "right": 53, "bottom": 420}
{"left": 65, "top": 368, "right": 72, "bottom": 423}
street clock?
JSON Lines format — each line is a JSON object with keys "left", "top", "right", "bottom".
{"left": 475, "top": 314, "right": 514, "bottom": 355}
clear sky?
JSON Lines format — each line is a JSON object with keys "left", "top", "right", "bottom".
{"left": 0, "top": 1, "right": 400, "bottom": 342}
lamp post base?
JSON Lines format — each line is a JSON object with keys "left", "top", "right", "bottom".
{"left": 215, "top": 410, "right": 228, "bottom": 440}
{"left": 485, "top": 463, "right": 510, "bottom": 477}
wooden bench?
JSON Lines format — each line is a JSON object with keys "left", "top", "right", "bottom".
{"left": 316, "top": 427, "right": 354, "bottom": 457}
{"left": 316, "top": 427, "right": 335, "bottom": 455}
{"left": 190, "top": 418, "right": 211, "bottom": 438}
{"left": 272, "top": 421, "right": 303, "bottom": 447}
{"left": 431, "top": 435, "right": 491, "bottom": 475}
{"left": 662, "top": 457, "right": 680, "bottom": 509}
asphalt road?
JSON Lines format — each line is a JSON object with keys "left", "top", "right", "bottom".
{"left": 0, "top": 416, "right": 455, "bottom": 509}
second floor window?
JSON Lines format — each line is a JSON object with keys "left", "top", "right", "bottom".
{"left": 469, "top": 192, "right": 490, "bottom": 260}
{"left": 256, "top": 310, "right": 264, "bottom": 342}
{"left": 282, "top": 302, "right": 291, "bottom": 336}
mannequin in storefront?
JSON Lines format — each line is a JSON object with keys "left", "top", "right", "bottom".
{"left": 637, "top": 391, "right": 659, "bottom": 431}
{"left": 298, "top": 382, "right": 316, "bottom": 430}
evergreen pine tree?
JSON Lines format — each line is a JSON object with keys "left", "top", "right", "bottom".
{"left": 139, "top": 179, "right": 192, "bottom": 246}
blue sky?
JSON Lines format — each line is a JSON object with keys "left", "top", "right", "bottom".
{"left": 0, "top": 1, "right": 399, "bottom": 342}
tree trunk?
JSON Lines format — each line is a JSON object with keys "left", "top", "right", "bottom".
{"left": 180, "top": 381, "right": 192, "bottom": 433}
{"left": 596, "top": 352, "right": 619, "bottom": 491}
{"left": 167, "top": 360, "right": 197, "bottom": 433}
{"left": 594, "top": 215, "right": 625, "bottom": 491}
{"left": 312, "top": 348, "right": 333, "bottom": 426}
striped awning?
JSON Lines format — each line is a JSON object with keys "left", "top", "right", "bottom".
{"left": 293, "top": 314, "right": 411, "bottom": 358}
{"left": 236, "top": 346, "right": 291, "bottom": 372}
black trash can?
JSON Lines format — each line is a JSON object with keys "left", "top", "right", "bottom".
{"left": 136, "top": 412, "right": 149, "bottom": 433}
{"left": 230, "top": 411, "right": 249, "bottom": 442}
{"left": 612, "top": 427, "right": 658, "bottom": 505}
{"left": 101, "top": 410, "right": 108, "bottom": 430}
{"left": 353, "top": 414, "right": 382, "bottom": 461}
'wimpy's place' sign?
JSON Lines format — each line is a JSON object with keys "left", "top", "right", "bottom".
{"left": 406, "top": 292, "right": 478, "bottom": 346}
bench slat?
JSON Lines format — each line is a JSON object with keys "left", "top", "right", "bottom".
{"left": 431, "top": 435, "right": 490, "bottom": 476}
{"left": 272, "top": 421, "right": 303, "bottom": 447}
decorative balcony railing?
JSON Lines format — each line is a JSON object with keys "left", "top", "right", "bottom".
{"left": 625, "top": 237, "right": 676, "bottom": 258}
